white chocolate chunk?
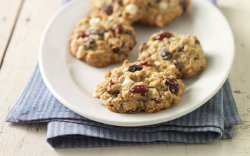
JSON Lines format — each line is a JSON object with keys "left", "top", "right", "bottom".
{"left": 76, "top": 46, "right": 84, "bottom": 59}
{"left": 122, "top": 77, "right": 135, "bottom": 86}
{"left": 159, "top": 1, "right": 168, "bottom": 11}
{"left": 123, "top": 67, "right": 128, "bottom": 72}
{"left": 154, "top": 61, "right": 161, "bottom": 66}
{"left": 125, "top": 4, "right": 138, "bottom": 15}
{"left": 89, "top": 17, "right": 101, "bottom": 26}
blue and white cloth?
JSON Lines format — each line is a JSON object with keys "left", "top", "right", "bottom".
{"left": 6, "top": 0, "right": 240, "bottom": 148}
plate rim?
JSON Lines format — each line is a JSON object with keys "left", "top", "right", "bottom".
{"left": 39, "top": 0, "right": 235, "bottom": 127}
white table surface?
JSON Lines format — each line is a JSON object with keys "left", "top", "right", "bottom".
{"left": 0, "top": 0, "right": 249, "bottom": 155}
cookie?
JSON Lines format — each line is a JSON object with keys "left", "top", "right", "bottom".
{"left": 138, "top": 31, "right": 206, "bottom": 78}
{"left": 140, "top": 0, "right": 192, "bottom": 27}
{"left": 92, "top": 0, "right": 146, "bottom": 24}
{"left": 94, "top": 60, "right": 185, "bottom": 113}
{"left": 70, "top": 11, "right": 136, "bottom": 67}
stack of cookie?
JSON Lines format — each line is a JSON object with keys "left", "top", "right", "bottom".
{"left": 69, "top": 0, "right": 207, "bottom": 113}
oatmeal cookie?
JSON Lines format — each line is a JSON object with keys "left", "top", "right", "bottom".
{"left": 94, "top": 60, "right": 185, "bottom": 113}
{"left": 140, "top": 0, "right": 192, "bottom": 27}
{"left": 69, "top": 10, "right": 136, "bottom": 67}
{"left": 138, "top": 31, "right": 206, "bottom": 78}
{"left": 92, "top": 0, "right": 146, "bottom": 24}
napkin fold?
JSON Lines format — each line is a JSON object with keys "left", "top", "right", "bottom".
{"left": 6, "top": 0, "right": 241, "bottom": 148}
{"left": 6, "top": 67, "right": 240, "bottom": 148}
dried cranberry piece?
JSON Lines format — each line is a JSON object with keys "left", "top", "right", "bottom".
{"left": 161, "top": 49, "right": 172, "bottom": 60}
{"left": 154, "top": 32, "right": 173, "bottom": 40}
{"left": 117, "top": 24, "right": 124, "bottom": 34}
{"left": 130, "top": 85, "right": 148, "bottom": 94}
{"left": 127, "top": 64, "right": 143, "bottom": 72}
{"left": 110, "top": 80, "right": 115, "bottom": 85}
{"left": 77, "top": 32, "right": 88, "bottom": 39}
{"left": 104, "top": 5, "right": 113, "bottom": 15}
{"left": 111, "top": 24, "right": 124, "bottom": 34}
{"left": 107, "top": 80, "right": 120, "bottom": 95}
{"left": 165, "top": 78, "right": 179, "bottom": 94}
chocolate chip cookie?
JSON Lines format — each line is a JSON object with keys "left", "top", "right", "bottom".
{"left": 138, "top": 31, "right": 206, "bottom": 78}
{"left": 94, "top": 60, "right": 185, "bottom": 113}
{"left": 70, "top": 10, "right": 136, "bottom": 67}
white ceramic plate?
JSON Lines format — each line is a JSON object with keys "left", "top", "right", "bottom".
{"left": 39, "top": 0, "right": 234, "bottom": 126}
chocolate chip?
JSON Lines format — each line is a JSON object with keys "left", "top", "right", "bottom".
{"left": 178, "top": 45, "right": 184, "bottom": 52}
{"left": 161, "top": 49, "right": 172, "bottom": 60}
{"left": 108, "top": 90, "right": 120, "bottom": 96}
{"left": 104, "top": 5, "right": 113, "bottom": 15}
{"left": 84, "top": 38, "right": 96, "bottom": 50}
{"left": 77, "top": 32, "right": 88, "bottom": 39}
{"left": 112, "top": 48, "right": 121, "bottom": 54}
{"left": 165, "top": 78, "right": 179, "bottom": 94}
{"left": 127, "top": 64, "right": 143, "bottom": 72}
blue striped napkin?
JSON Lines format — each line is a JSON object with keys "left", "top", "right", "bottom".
{"left": 6, "top": 0, "right": 241, "bottom": 148}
